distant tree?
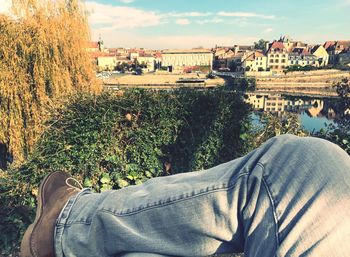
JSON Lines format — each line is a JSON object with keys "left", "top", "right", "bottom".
{"left": 254, "top": 39, "right": 269, "bottom": 51}
{"left": 228, "top": 60, "right": 239, "bottom": 72}
{"left": 213, "top": 60, "right": 221, "bottom": 70}
{"left": 334, "top": 78, "right": 350, "bottom": 111}
{"left": 317, "top": 78, "right": 350, "bottom": 155}
{"left": 139, "top": 61, "right": 147, "bottom": 68}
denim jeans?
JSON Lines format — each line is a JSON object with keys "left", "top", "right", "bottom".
{"left": 54, "top": 135, "right": 350, "bottom": 257}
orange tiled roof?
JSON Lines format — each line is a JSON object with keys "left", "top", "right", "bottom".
{"left": 155, "top": 52, "right": 162, "bottom": 58}
{"left": 88, "top": 41, "right": 99, "bottom": 48}
{"left": 335, "top": 41, "right": 350, "bottom": 50}
{"left": 89, "top": 52, "right": 116, "bottom": 58}
{"left": 324, "top": 41, "right": 336, "bottom": 50}
{"left": 267, "top": 41, "right": 286, "bottom": 52}
{"left": 244, "top": 51, "right": 266, "bottom": 61}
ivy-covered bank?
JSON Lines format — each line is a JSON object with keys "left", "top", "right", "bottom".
{"left": 1, "top": 89, "right": 252, "bottom": 255}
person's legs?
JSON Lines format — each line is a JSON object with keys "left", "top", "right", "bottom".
{"left": 29, "top": 135, "right": 350, "bottom": 257}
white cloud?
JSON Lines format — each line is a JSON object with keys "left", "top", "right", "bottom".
{"left": 176, "top": 18, "right": 190, "bottom": 25}
{"left": 165, "top": 12, "right": 212, "bottom": 18}
{"left": 85, "top": 1, "right": 161, "bottom": 29}
{"left": 85, "top": 2, "right": 276, "bottom": 30}
{"left": 84, "top": 2, "right": 276, "bottom": 48}
{"left": 263, "top": 28, "right": 274, "bottom": 33}
{"left": 218, "top": 11, "right": 275, "bottom": 19}
{"left": 166, "top": 11, "right": 275, "bottom": 20}
{"left": 196, "top": 18, "right": 224, "bottom": 25}
{"left": 0, "top": 0, "right": 11, "bottom": 14}
{"left": 119, "top": 0, "right": 134, "bottom": 3}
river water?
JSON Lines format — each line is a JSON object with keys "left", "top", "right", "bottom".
{"left": 245, "top": 92, "right": 340, "bottom": 132}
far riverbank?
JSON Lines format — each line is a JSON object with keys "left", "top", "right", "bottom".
{"left": 251, "top": 69, "right": 350, "bottom": 96}
{"left": 102, "top": 73, "right": 225, "bottom": 89}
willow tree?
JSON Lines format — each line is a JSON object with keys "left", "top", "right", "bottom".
{"left": 0, "top": 0, "right": 98, "bottom": 168}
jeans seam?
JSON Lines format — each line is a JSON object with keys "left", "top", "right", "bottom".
{"left": 100, "top": 172, "right": 249, "bottom": 217}
{"left": 259, "top": 162, "right": 280, "bottom": 256}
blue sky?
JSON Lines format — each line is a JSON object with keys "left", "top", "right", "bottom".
{"left": 1, "top": 0, "right": 350, "bottom": 49}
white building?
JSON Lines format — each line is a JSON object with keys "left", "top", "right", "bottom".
{"left": 137, "top": 55, "right": 156, "bottom": 72}
{"left": 161, "top": 49, "right": 214, "bottom": 73}
{"left": 242, "top": 51, "right": 268, "bottom": 71}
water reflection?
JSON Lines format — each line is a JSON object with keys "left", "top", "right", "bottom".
{"left": 244, "top": 93, "right": 340, "bottom": 131}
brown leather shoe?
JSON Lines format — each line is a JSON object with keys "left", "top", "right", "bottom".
{"left": 20, "top": 171, "right": 81, "bottom": 257}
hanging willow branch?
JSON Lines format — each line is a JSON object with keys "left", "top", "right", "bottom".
{"left": 0, "top": 0, "right": 99, "bottom": 165}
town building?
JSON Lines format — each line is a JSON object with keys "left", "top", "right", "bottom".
{"left": 288, "top": 48, "right": 318, "bottom": 67}
{"left": 339, "top": 49, "right": 350, "bottom": 66}
{"left": 309, "top": 45, "right": 329, "bottom": 66}
{"left": 324, "top": 40, "right": 350, "bottom": 64}
{"left": 266, "top": 41, "right": 289, "bottom": 71}
{"left": 137, "top": 54, "right": 156, "bottom": 72}
{"left": 279, "top": 35, "right": 308, "bottom": 52}
{"left": 213, "top": 45, "right": 253, "bottom": 71}
{"left": 242, "top": 51, "right": 267, "bottom": 71}
{"left": 96, "top": 54, "right": 117, "bottom": 71}
{"left": 161, "top": 49, "right": 214, "bottom": 73}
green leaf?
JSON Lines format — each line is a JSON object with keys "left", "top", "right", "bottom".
{"left": 126, "top": 175, "right": 135, "bottom": 180}
{"left": 101, "top": 184, "right": 112, "bottom": 191}
{"left": 144, "top": 170, "right": 153, "bottom": 178}
{"left": 83, "top": 178, "right": 92, "bottom": 187}
{"left": 100, "top": 173, "right": 111, "bottom": 184}
{"left": 135, "top": 179, "right": 143, "bottom": 185}
{"left": 117, "top": 179, "right": 129, "bottom": 188}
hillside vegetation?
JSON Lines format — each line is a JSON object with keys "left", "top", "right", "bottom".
{"left": 1, "top": 89, "right": 254, "bottom": 255}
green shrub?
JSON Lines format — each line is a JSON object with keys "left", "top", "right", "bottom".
{"left": 2, "top": 89, "right": 251, "bottom": 206}
{"left": 225, "top": 78, "right": 256, "bottom": 92}
{"left": 315, "top": 79, "right": 350, "bottom": 154}
{"left": 0, "top": 89, "right": 252, "bottom": 254}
